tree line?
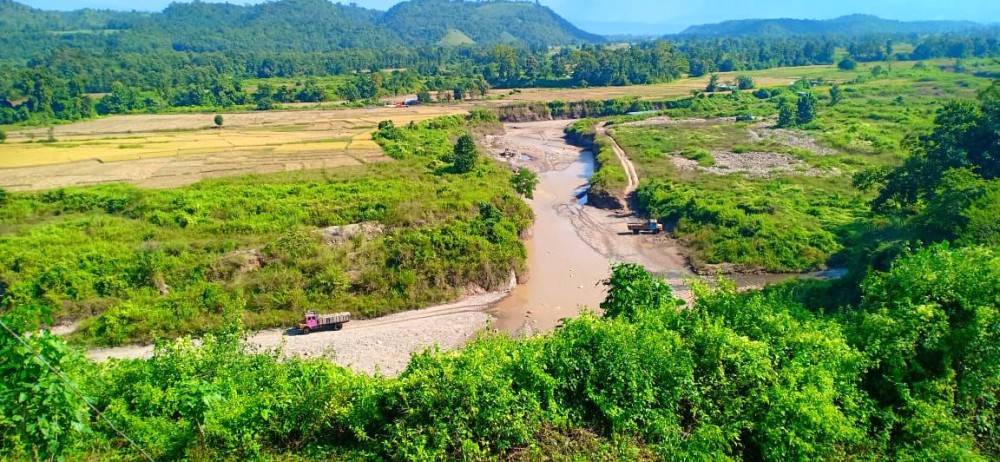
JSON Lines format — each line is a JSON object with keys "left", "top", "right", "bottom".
{"left": 3, "top": 30, "right": 1000, "bottom": 125}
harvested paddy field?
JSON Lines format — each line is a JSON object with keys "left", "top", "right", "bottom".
{"left": 0, "top": 105, "right": 465, "bottom": 190}
{"left": 485, "top": 70, "right": 805, "bottom": 103}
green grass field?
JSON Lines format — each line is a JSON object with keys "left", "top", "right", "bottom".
{"left": 0, "top": 115, "right": 529, "bottom": 346}
{"left": 601, "top": 58, "right": 996, "bottom": 272}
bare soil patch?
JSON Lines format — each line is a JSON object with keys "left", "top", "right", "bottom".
{"left": 483, "top": 119, "right": 585, "bottom": 173}
{"left": 672, "top": 151, "right": 832, "bottom": 178}
{"left": 749, "top": 123, "right": 838, "bottom": 155}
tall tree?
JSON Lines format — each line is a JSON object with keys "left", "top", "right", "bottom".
{"left": 796, "top": 93, "right": 818, "bottom": 125}
{"left": 706, "top": 74, "right": 720, "bottom": 92}
{"left": 777, "top": 98, "right": 795, "bottom": 127}
{"left": 453, "top": 135, "right": 479, "bottom": 173}
{"left": 870, "top": 82, "right": 1000, "bottom": 211}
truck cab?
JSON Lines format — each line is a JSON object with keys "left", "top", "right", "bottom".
{"left": 627, "top": 219, "right": 664, "bottom": 234}
{"left": 302, "top": 311, "right": 319, "bottom": 330}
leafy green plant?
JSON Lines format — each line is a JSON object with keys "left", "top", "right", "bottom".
{"left": 453, "top": 134, "right": 479, "bottom": 173}
{"left": 0, "top": 315, "right": 88, "bottom": 461}
{"left": 510, "top": 167, "right": 539, "bottom": 199}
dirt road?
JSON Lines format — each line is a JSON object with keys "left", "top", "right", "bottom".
{"left": 597, "top": 122, "right": 640, "bottom": 201}
{"left": 88, "top": 275, "right": 516, "bottom": 376}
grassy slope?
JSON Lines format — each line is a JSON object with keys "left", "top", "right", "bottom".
{"left": 439, "top": 28, "right": 476, "bottom": 46}
{"left": 608, "top": 59, "right": 993, "bottom": 272}
{"left": 0, "top": 115, "right": 530, "bottom": 346}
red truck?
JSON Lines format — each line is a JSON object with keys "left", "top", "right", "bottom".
{"left": 299, "top": 310, "right": 351, "bottom": 335}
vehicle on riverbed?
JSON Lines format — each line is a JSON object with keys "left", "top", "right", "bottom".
{"left": 299, "top": 310, "right": 351, "bottom": 334}
{"left": 627, "top": 219, "right": 664, "bottom": 234}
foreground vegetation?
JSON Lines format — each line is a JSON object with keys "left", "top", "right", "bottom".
{"left": 595, "top": 60, "right": 997, "bottom": 272}
{"left": 0, "top": 115, "right": 530, "bottom": 346}
{"left": 3, "top": 241, "right": 997, "bottom": 460}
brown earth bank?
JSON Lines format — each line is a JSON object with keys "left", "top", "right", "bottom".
{"left": 87, "top": 274, "right": 517, "bottom": 376}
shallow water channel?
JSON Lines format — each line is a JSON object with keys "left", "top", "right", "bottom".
{"left": 492, "top": 150, "right": 611, "bottom": 334}
{"left": 489, "top": 122, "right": 839, "bottom": 335}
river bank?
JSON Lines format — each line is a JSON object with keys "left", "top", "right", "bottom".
{"left": 86, "top": 119, "right": 820, "bottom": 375}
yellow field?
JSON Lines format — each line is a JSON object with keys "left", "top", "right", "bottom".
{"left": 0, "top": 62, "right": 890, "bottom": 190}
{"left": 484, "top": 72, "right": 804, "bottom": 103}
{"left": 0, "top": 106, "right": 466, "bottom": 190}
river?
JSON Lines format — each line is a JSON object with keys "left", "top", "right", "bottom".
{"left": 492, "top": 149, "right": 610, "bottom": 334}
{"left": 488, "top": 120, "right": 830, "bottom": 336}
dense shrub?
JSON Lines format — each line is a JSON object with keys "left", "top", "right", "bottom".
{"left": 6, "top": 244, "right": 994, "bottom": 460}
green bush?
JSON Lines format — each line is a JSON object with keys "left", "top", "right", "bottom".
{"left": 5, "top": 245, "right": 998, "bottom": 460}
{"left": 0, "top": 117, "right": 531, "bottom": 345}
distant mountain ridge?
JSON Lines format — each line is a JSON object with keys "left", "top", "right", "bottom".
{"left": 679, "top": 14, "right": 984, "bottom": 37}
{"left": 0, "top": 0, "right": 601, "bottom": 59}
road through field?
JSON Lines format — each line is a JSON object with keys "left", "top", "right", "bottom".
{"left": 597, "top": 121, "right": 640, "bottom": 202}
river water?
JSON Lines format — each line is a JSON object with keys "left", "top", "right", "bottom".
{"left": 492, "top": 150, "right": 611, "bottom": 334}
{"left": 489, "top": 121, "right": 842, "bottom": 336}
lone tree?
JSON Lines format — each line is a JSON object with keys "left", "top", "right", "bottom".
{"left": 0, "top": 129, "right": 6, "bottom": 143}
{"left": 796, "top": 93, "right": 818, "bottom": 125}
{"left": 830, "top": 84, "right": 843, "bottom": 107}
{"left": 510, "top": 168, "right": 539, "bottom": 199}
{"left": 737, "top": 75, "right": 755, "bottom": 90}
{"left": 453, "top": 135, "right": 479, "bottom": 173}
{"left": 214, "top": 114, "right": 224, "bottom": 127}
{"left": 777, "top": 98, "right": 795, "bottom": 128}
{"left": 706, "top": 74, "right": 720, "bottom": 92}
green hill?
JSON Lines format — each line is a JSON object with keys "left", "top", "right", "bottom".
{"left": 679, "top": 14, "right": 984, "bottom": 37}
{"left": 0, "top": 0, "right": 602, "bottom": 63}
{"left": 379, "top": 0, "right": 602, "bottom": 47}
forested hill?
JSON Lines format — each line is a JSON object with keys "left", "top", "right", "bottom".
{"left": 0, "top": 0, "right": 600, "bottom": 60}
{"left": 379, "top": 0, "right": 602, "bottom": 47}
{"left": 679, "top": 14, "right": 984, "bottom": 37}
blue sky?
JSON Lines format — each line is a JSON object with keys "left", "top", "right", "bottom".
{"left": 18, "top": 0, "right": 1000, "bottom": 34}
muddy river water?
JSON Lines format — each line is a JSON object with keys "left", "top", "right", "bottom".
{"left": 86, "top": 119, "right": 830, "bottom": 374}
{"left": 492, "top": 150, "right": 610, "bottom": 334}
{"left": 488, "top": 120, "right": 821, "bottom": 335}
